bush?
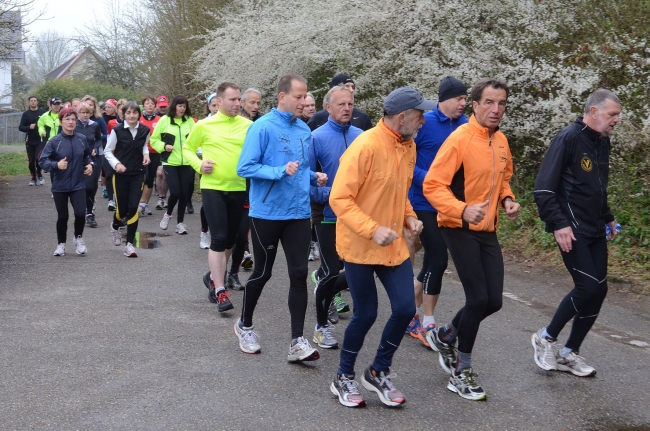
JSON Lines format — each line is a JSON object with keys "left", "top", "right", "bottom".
{"left": 32, "top": 79, "right": 143, "bottom": 109}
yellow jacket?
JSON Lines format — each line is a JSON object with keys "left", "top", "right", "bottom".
{"left": 423, "top": 115, "right": 514, "bottom": 232}
{"left": 330, "top": 119, "right": 417, "bottom": 266}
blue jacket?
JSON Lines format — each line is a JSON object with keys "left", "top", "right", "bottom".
{"left": 39, "top": 132, "right": 93, "bottom": 193}
{"left": 309, "top": 117, "right": 363, "bottom": 222}
{"left": 237, "top": 108, "right": 318, "bottom": 220}
{"left": 409, "top": 107, "right": 468, "bottom": 211}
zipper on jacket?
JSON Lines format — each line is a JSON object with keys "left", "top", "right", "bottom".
{"left": 484, "top": 136, "right": 496, "bottom": 231}
{"left": 262, "top": 182, "right": 275, "bottom": 203}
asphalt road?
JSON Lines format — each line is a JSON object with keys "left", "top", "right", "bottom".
{"left": 1, "top": 174, "right": 649, "bottom": 431}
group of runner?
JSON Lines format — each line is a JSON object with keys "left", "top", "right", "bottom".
{"left": 21, "top": 73, "right": 621, "bottom": 407}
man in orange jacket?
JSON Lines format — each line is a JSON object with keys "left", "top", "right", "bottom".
{"left": 328, "top": 87, "right": 430, "bottom": 408}
{"left": 423, "top": 78, "right": 520, "bottom": 401}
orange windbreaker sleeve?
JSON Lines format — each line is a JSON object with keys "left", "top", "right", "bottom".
{"left": 499, "top": 150, "right": 515, "bottom": 204}
{"left": 422, "top": 135, "right": 467, "bottom": 220}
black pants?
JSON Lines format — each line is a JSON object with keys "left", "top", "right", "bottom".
{"left": 546, "top": 234, "right": 608, "bottom": 352}
{"left": 201, "top": 190, "right": 246, "bottom": 252}
{"left": 163, "top": 165, "right": 194, "bottom": 223}
{"left": 230, "top": 208, "right": 250, "bottom": 274}
{"left": 52, "top": 189, "right": 86, "bottom": 244}
{"left": 85, "top": 156, "right": 101, "bottom": 215}
{"left": 112, "top": 174, "right": 144, "bottom": 244}
{"left": 314, "top": 222, "right": 348, "bottom": 326}
{"left": 441, "top": 228, "right": 504, "bottom": 354}
{"left": 242, "top": 217, "right": 311, "bottom": 340}
{"left": 144, "top": 153, "right": 161, "bottom": 188}
{"left": 102, "top": 156, "right": 114, "bottom": 200}
{"left": 415, "top": 210, "right": 448, "bottom": 295}
{"left": 26, "top": 142, "right": 44, "bottom": 179}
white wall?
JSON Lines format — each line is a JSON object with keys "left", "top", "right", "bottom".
{"left": 0, "top": 60, "right": 12, "bottom": 107}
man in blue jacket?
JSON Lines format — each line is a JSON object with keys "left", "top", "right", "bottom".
{"left": 308, "top": 85, "right": 364, "bottom": 349}
{"left": 235, "top": 74, "right": 328, "bottom": 362}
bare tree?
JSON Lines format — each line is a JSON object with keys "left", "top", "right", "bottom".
{"left": 22, "top": 30, "right": 74, "bottom": 84}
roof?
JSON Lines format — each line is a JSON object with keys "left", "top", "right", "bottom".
{"left": 44, "top": 46, "right": 101, "bottom": 80}
{"left": 0, "top": 10, "right": 25, "bottom": 60}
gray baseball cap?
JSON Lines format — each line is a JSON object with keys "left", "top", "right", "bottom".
{"left": 384, "top": 87, "right": 436, "bottom": 115}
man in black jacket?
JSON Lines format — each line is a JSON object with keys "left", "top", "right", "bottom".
{"left": 307, "top": 74, "right": 372, "bottom": 132}
{"left": 531, "top": 89, "right": 621, "bottom": 378}
{"left": 18, "top": 96, "right": 47, "bottom": 186}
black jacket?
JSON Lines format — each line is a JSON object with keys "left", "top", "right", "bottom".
{"left": 38, "top": 132, "right": 92, "bottom": 193}
{"left": 307, "top": 108, "right": 372, "bottom": 131}
{"left": 19, "top": 108, "right": 46, "bottom": 144}
{"left": 534, "top": 117, "right": 614, "bottom": 238}
{"left": 75, "top": 119, "right": 102, "bottom": 156}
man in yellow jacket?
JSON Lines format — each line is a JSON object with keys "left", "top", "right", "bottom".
{"left": 422, "top": 78, "right": 520, "bottom": 401}
{"left": 328, "top": 87, "right": 430, "bottom": 408}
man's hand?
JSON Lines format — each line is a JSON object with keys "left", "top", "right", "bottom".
{"left": 405, "top": 216, "right": 423, "bottom": 236}
{"left": 84, "top": 164, "right": 93, "bottom": 176}
{"left": 201, "top": 160, "right": 214, "bottom": 174}
{"left": 503, "top": 198, "right": 520, "bottom": 221}
{"left": 462, "top": 200, "right": 488, "bottom": 224}
{"left": 165, "top": 144, "right": 174, "bottom": 152}
{"left": 286, "top": 161, "right": 299, "bottom": 176}
{"left": 372, "top": 226, "right": 400, "bottom": 247}
{"left": 115, "top": 163, "right": 126, "bottom": 173}
{"left": 57, "top": 157, "right": 68, "bottom": 170}
{"left": 554, "top": 226, "right": 576, "bottom": 253}
{"left": 29, "top": 124, "right": 36, "bottom": 130}
{"left": 607, "top": 220, "right": 619, "bottom": 240}
{"left": 142, "top": 154, "right": 150, "bottom": 166}
{"left": 315, "top": 172, "right": 328, "bottom": 186}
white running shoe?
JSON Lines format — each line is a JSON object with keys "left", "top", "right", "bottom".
{"left": 108, "top": 199, "right": 116, "bottom": 211}
{"left": 555, "top": 351, "right": 596, "bottom": 377}
{"left": 233, "top": 320, "right": 261, "bottom": 354}
{"left": 287, "top": 337, "right": 320, "bottom": 362}
{"left": 124, "top": 242, "right": 138, "bottom": 257}
{"left": 38, "top": 175, "right": 45, "bottom": 185}
{"left": 532, "top": 328, "right": 558, "bottom": 371}
{"left": 73, "top": 236, "right": 87, "bottom": 254}
{"left": 200, "top": 231, "right": 210, "bottom": 249}
{"left": 175, "top": 222, "right": 188, "bottom": 234}
{"left": 160, "top": 213, "right": 172, "bottom": 230}
{"left": 29, "top": 179, "right": 35, "bottom": 186}
{"left": 111, "top": 227, "right": 122, "bottom": 246}
{"left": 53, "top": 243, "right": 65, "bottom": 256}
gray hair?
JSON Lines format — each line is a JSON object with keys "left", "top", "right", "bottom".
{"left": 306, "top": 92, "right": 315, "bottom": 101}
{"left": 323, "top": 84, "right": 353, "bottom": 107}
{"left": 241, "top": 88, "right": 262, "bottom": 102}
{"left": 584, "top": 89, "right": 621, "bottom": 114}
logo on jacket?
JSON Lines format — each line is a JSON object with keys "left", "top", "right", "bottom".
{"left": 581, "top": 156, "right": 593, "bottom": 172}
{"left": 279, "top": 135, "right": 290, "bottom": 144}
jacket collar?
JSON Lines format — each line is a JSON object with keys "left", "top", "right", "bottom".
{"left": 327, "top": 117, "right": 350, "bottom": 133}
{"left": 271, "top": 108, "right": 297, "bottom": 124}
{"left": 378, "top": 118, "right": 414, "bottom": 146}
{"left": 467, "top": 115, "right": 499, "bottom": 138}
{"left": 575, "top": 117, "right": 603, "bottom": 142}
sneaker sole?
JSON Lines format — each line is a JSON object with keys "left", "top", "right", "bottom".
{"left": 288, "top": 349, "right": 320, "bottom": 362}
{"left": 531, "top": 333, "right": 557, "bottom": 371}
{"left": 53, "top": 253, "right": 65, "bottom": 256}
{"left": 124, "top": 252, "right": 138, "bottom": 257}
{"left": 176, "top": 231, "right": 187, "bottom": 235}
{"left": 409, "top": 331, "right": 430, "bottom": 348}
{"left": 446, "top": 381, "right": 488, "bottom": 401}
{"left": 330, "top": 382, "right": 366, "bottom": 408}
{"left": 218, "top": 303, "right": 234, "bottom": 312}
{"left": 203, "top": 273, "right": 218, "bottom": 304}
{"left": 232, "top": 322, "right": 261, "bottom": 354}
{"left": 76, "top": 249, "right": 87, "bottom": 255}
{"left": 200, "top": 244, "right": 209, "bottom": 249}
{"left": 360, "top": 375, "right": 404, "bottom": 407}
{"left": 312, "top": 335, "right": 338, "bottom": 349}
{"left": 555, "top": 364, "right": 596, "bottom": 377}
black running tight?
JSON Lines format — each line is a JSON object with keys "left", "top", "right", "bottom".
{"left": 163, "top": 165, "right": 194, "bottom": 223}
{"left": 112, "top": 174, "right": 144, "bottom": 245}
{"left": 415, "top": 210, "right": 448, "bottom": 295}
{"left": 314, "top": 222, "right": 348, "bottom": 326}
{"left": 52, "top": 189, "right": 86, "bottom": 244}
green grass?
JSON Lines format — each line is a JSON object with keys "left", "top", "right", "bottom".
{"left": 0, "top": 152, "right": 29, "bottom": 176}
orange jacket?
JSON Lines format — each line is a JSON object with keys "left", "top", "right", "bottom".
{"left": 330, "top": 119, "right": 417, "bottom": 266}
{"left": 423, "top": 115, "right": 514, "bottom": 232}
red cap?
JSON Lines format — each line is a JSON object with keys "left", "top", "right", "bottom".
{"left": 157, "top": 96, "right": 169, "bottom": 107}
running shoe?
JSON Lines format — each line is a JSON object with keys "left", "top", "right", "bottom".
{"left": 233, "top": 319, "right": 261, "bottom": 354}
{"left": 216, "top": 289, "right": 234, "bottom": 312}
{"left": 163, "top": 198, "right": 168, "bottom": 208}
{"left": 426, "top": 326, "right": 457, "bottom": 374}
{"left": 311, "top": 269, "right": 321, "bottom": 289}
{"left": 333, "top": 292, "right": 350, "bottom": 313}
{"left": 532, "top": 328, "right": 558, "bottom": 371}
{"left": 361, "top": 366, "right": 405, "bottom": 407}
{"left": 448, "top": 367, "right": 487, "bottom": 401}
{"left": 175, "top": 222, "right": 188, "bottom": 235}
{"left": 328, "top": 300, "right": 339, "bottom": 325}
{"left": 225, "top": 272, "right": 244, "bottom": 291}
{"left": 124, "top": 242, "right": 138, "bottom": 257}
{"left": 108, "top": 199, "right": 116, "bottom": 211}
{"left": 53, "top": 243, "right": 65, "bottom": 256}
{"left": 86, "top": 214, "right": 97, "bottom": 228}
{"left": 102, "top": 188, "right": 109, "bottom": 199}
{"left": 160, "top": 213, "right": 172, "bottom": 230}
{"left": 203, "top": 271, "right": 218, "bottom": 304}
{"left": 241, "top": 252, "right": 253, "bottom": 270}
{"left": 153, "top": 185, "right": 158, "bottom": 196}
{"left": 287, "top": 337, "right": 320, "bottom": 362}
{"left": 407, "top": 314, "right": 429, "bottom": 347}
{"left": 555, "top": 351, "right": 596, "bottom": 377}
{"left": 187, "top": 201, "right": 194, "bottom": 214}
{"left": 110, "top": 227, "right": 122, "bottom": 246}
{"left": 199, "top": 231, "right": 210, "bottom": 249}
{"left": 73, "top": 236, "right": 87, "bottom": 255}
{"left": 313, "top": 324, "right": 338, "bottom": 349}
{"left": 140, "top": 203, "right": 152, "bottom": 216}
{"left": 308, "top": 241, "right": 319, "bottom": 261}
{"left": 330, "top": 374, "right": 366, "bottom": 408}
{"left": 155, "top": 198, "right": 164, "bottom": 210}
{"left": 38, "top": 175, "right": 44, "bottom": 185}
{"left": 29, "top": 179, "right": 36, "bottom": 186}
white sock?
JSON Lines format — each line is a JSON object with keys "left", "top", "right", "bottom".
{"left": 422, "top": 315, "right": 435, "bottom": 328}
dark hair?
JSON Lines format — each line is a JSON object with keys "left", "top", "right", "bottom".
{"left": 28, "top": 95, "right": 38, "bottom": 101}
{"left": 276, "top": 74, "right": 306, "bottom": 96}
{"left": 167, "top": 95, "right": 191, "bottom": 118}
{"left": 58, "top": 108, "right": 77, "bottom": 122}
{"left": 217, "top": 82, "right": 240, "bottom": 98}
{"left": 470, "top": 78, "right": 509, "bottom": 104}
{"left": 141, "top": 95, "right": 156, "bottom": 106}
{"left": 122, "top": 101, "right": 142, "bottom": 120}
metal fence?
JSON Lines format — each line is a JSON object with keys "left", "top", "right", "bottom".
{"left": 0, "top": 112, "right": 25, "bottom": 144}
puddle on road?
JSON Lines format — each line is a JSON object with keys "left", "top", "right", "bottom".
{"left": 133, "top": 231, "right": 172, "bottom": 249}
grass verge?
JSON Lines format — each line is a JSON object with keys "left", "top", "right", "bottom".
{"left": 0, "top": 152, "right": 29, "bottom": 176}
